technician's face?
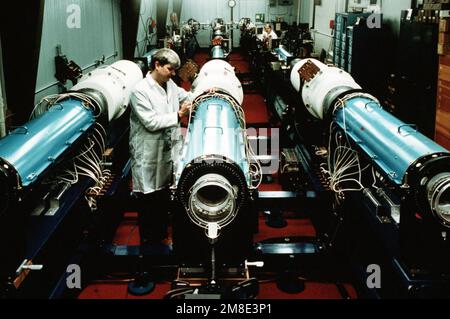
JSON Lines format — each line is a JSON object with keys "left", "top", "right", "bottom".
{"left": 264, "top": 26, "right": 271, "bottom": 33}
{"left": 155, "top": 62, "right": 176, "bottom": 82}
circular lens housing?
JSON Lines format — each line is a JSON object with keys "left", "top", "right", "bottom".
{"left": 427, "top": 172, "right": 450, "bottom": 226}
{"left": 188, "top": 173, "right": 237, "bottom": 228}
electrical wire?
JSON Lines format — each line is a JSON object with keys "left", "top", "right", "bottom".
{"left": 31, "top": 92, "right": 102, "bottom": 120}
{"left": 49, "top": 122, "right": 110, "bottom": 211}
{"left": 33, "top": 93, "right": 109, "bottom": 210}
{"left": 319, "top": 93, "right": 380, "bottom": 205}
{"left": 371, "top": 166, "right": 380, "bottom": 190}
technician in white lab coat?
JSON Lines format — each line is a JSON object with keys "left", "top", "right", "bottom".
{"left": 129, "top": 48, "right": 192, "bottom": 244}
{"left": 262, "top": 23, "right": 278, "bottom": 41}
{"left": 262, "top": 23, "right": 278, "bottom": 50}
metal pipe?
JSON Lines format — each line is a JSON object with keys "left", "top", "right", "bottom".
{"left": 312, "top": 0, "right": 316, "bottom": 29}
{"left": 34, "top": 53, "right": 118, "bottom": 95}
{"left": 211, "top": 45, "right": 225, "bottom": 59}
{"left": 0, "top": 36, "right": 6, "bottom": 138}
{"left": 34, "top": 82, "right": 62, "bottom": 95}
{"left": 312, "top": 29, "right": 333, "bottom": 38}
{"left": 297, "top": 0, "right": 301, "bottom": 25}
{"left": 81, "top": 52, "right": 118, "bottom": 71}
{"left": 230, "top": 7, "right": 234, "bottom": 49}
{"left": 210, "top": 245, "right": 216, "bottom": 283}
{"left": 156, "top": 0, "right": 169, "bottom": 40}
{"left": 0, "top": 86, "right": 5, "bottom": 138}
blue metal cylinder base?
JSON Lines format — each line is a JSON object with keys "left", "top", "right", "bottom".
{"left": 334, "top": 95, "right": 449, "bottom": 185}
{"left": 0, "top": 98, "right": 95, "bottom": 188}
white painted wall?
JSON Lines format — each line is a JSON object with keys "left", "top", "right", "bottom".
{"left": 300, "top": 0, "right": 312, "bottom": 25}
{"left": 310, "top": 0, "right": 346, "bottom": 55}
{"left": 35, "top": 0, "right": 123, "bottom": 105}
{"left": 135, "top": 0, "right": 158, "bottom": 56}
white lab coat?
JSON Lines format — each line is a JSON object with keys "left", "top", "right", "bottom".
{"left": 129, "top": 74, "right": 192, "bottom": 194}
{"left": 263, "top": 30, "right": 278, "bottom": 40}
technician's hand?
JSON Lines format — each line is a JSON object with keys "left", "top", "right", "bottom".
{"left": 178, "top": 101, "right": 192, "bottom": 118}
